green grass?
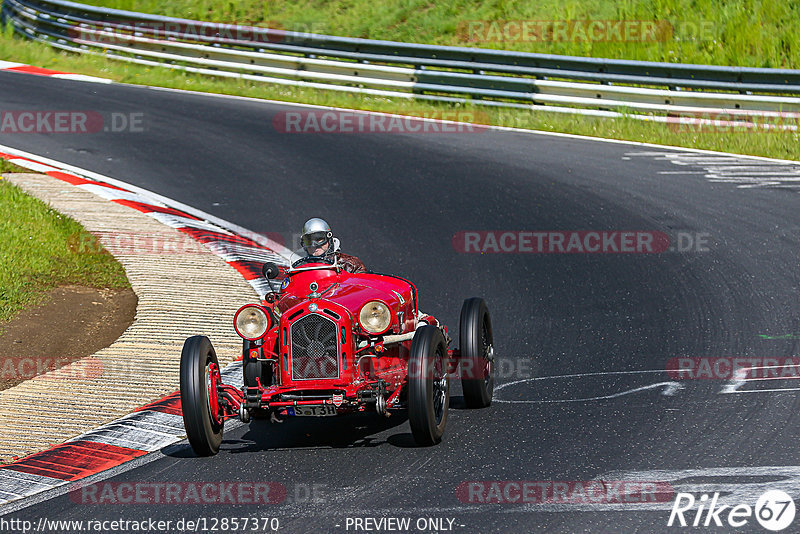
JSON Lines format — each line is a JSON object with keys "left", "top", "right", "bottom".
{"left": 84, "top": 0, "right": 800, "bottom": 68}
{"left": 0, "top": 176, "right": 130, "bottom": 323}
{"left": 0, "top": 160, "right": 29, "bottom": 174}
{"left": 1, "top": 27, "right": 798, "bottom": 161}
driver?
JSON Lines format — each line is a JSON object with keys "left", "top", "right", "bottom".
{"left": 291, "top": 218, "right": 437, "bottom": 327}
{"left": 291, "top": 218, "right": 367, "bottom": 273}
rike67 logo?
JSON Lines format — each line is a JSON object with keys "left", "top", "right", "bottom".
{"left": 668, "top": 490, "right": 795, "bottom": 531}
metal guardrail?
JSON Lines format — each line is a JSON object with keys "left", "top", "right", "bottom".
{"left": 3, "top": 0, "right": 800, "bottom": 124}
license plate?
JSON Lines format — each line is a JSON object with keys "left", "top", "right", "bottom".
{"left": 287, "top": 405, "right": 337, "bottom": 417}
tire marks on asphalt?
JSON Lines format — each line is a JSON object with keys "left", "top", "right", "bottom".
{"left": 625, "top": 151, "right": 800, "bottom": 189}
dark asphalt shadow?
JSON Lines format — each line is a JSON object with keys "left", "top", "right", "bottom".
{"left": 168, "top": 412, "right": 411, "bottom": 455}
{"left": 449, "top": 394, "right": 468, "bottom": 409}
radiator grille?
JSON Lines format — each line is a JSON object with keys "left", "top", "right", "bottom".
{"left": 290, "top": 313, "right": 339, "bottom": 380}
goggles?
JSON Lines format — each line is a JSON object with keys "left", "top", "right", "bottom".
{"left": 301, "top": 231, "right": 331, "bottom": 249}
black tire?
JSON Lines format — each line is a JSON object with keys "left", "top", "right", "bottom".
{"left": 408, "top": 325, "right": 450, "bottom": 446}
{"left": 459, "top": 297, "right": 494, "bottom": 408}
{"left": 180, "top": 335, "right": 223, "bottom": 456}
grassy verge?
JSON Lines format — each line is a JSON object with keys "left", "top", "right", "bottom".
{"left": 85, "top": 0, "right": 799, "bottom": 68}
{"left": 1, "top": 28, "right": 798, "bottom": 161}
{"left": 0, "top": 173, "right": 130, "bottom": 323}
{"left": 0, "top": 159, "right": 29, "bottom": 174}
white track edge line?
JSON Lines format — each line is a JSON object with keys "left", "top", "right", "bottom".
{"left": 139, "top": 83, "right": 800, "bottom": 165}
{"left": 2, "top": 61, "right": 799, "bottom": 165}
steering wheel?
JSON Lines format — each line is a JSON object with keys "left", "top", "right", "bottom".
{"left": 291, "top": 255, "right": 335, "bottom": 268}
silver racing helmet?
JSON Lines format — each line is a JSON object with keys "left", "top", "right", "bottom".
{"left": 300, "top": 218, "right": 334, "bottom": 256}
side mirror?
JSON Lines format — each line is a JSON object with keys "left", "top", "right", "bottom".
{"left": 262, "top": 262, "right": 280, "bottom": 279}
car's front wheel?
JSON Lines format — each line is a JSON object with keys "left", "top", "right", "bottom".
{"left": 408, "top": 325, "right": 450, "bottom": 446}
{"left": 180, "top": 335, "right": 223, "bottom": 456}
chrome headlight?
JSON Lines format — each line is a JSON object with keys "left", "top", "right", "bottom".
{"left": 234, "top": 305, "right": 270, "bottom": 340}
{"left": 359, "top": 300, "right": 392, "bottom": 334}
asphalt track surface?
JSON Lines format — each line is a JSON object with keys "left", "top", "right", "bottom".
{"left": 2, "top": 71, "right": 800, "bottom": 534}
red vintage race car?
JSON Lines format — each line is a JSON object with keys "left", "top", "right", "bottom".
{"left": 179, "top": 256, "right": 494, "bottom": 455}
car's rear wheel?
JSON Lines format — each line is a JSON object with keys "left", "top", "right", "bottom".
{"left": 459, "top": 297, "right": 494, "bottom": 408}
{"left": 180, "top": 335, "right": 223, "bottom": 456}
{"left": 408, "top": 325, "right": 450, "bottom": 446}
